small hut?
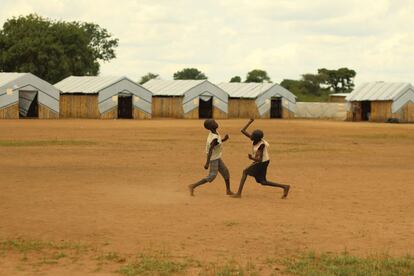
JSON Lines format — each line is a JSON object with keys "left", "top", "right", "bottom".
{"left": 0, "top": 73, "right": 59, "bottom": 119}
{"left": 346, "top": 82, "right": 414, "bottom": 122}
{"left": 329, "top": 93, "right": 349, "bottom": 103}
{"left": 143, "top": 79, "right": 228, "bottom": 119}
{"left": 217, "top": 82, "right": 296, "bottom": 118}
{"left": 56, "top": 76, "right": 152, "bottom": 119}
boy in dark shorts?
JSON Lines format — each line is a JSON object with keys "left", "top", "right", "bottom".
{"left": 231, "top": 119, "right": 290, "bottom": 199}
{"left": 188, "top": 119, "right": 234, "bottom": 196}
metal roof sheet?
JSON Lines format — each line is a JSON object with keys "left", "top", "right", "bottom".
{"left": 143, "top": 79, "right": 205, "bottom": 96}
{"left": 346, "top": 82, "right": 411, "bottom": 101}
{"left": 55, "top": 76, "right": 125, "bottom": 93}
{"left": 217, "top": 82, "right": 278, "bottom": 98}
{"left": 330, "top": 93, "right": 350, "bottom": 97}
{"left": 0, "top": 72, "right": 27, "bottom": 87}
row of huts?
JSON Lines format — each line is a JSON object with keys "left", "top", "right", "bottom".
{"left": 0, "top": 73, "right": 296, "bottom": 120}
{"left": 0, "top": 73, "right": 413, "bottom": 122}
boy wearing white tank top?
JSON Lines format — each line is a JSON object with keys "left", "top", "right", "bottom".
{"left": 188, "top": 119, "right": 234, "bottom": 196}
{"left": 231, "top": 119, "right": 290, "bottom": 199}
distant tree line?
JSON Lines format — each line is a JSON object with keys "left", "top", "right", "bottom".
{"left": 0, "top": 14, "right": 356, "bottom": 102}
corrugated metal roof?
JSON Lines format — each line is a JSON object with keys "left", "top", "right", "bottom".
{"left": 217, "top": 82, "right": 275, "bottom": 98}
{"left": 55, "top": 76, "right": 125, "bottom": 93}
{"left": 346, "top": 82, "right": 411, "bottom": 101}
{"left": 0, "top": 73, "right": 27, "bottom": 86}
{"left": 330, "top": 93, "right": 350, "bottom": 97}
{"left": 143, "top": 79, "right": 205, "bottom": 96}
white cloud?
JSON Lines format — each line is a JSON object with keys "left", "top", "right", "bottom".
{"left": 0, "top": 0, "right": 414, "bottom": 85}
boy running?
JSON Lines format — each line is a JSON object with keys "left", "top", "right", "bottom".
{"left": 188, "top": 119, "right": 234, "bottom": 196}
{"left": 231, "top": 119, "right": 290, "bottom": 199}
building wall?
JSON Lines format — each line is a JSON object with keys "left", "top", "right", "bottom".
{"left": 134, "top": 108, "right": 151, "bottom": 119}
{"left": 39, "top": 104, "right": 59, "bottom": 119}
{"left": 261, "top": 107, "right": 295, "bottom": 119}
{"left": 329, "top": 96, "right": 347, "bottom": 103}
{"left": 295, "top": 102, "right": 347, "bottom": 120}
{"left": 60, "top": 94, "right": 100, "bottom": 119}
{"left": 0, "top": 103, "right": 19, "bottom": 119}
{"left": 152, "top": 96, "right": 184, "bottom": 118}
{"left": 347, "top": 100, "right": 414, "bottom": 123}
{"left": 228, "top": 98, "right": 260, "bottom": 118}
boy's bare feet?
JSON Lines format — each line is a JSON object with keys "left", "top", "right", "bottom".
{"left": 230, "top": 193, "right": 241, "bottom": 198}
{"left": 226, "top": 191, "right": 235, "bottom": 196}
{"left": 188, "top": 185, "right": 194, "bottom": 196}
{"left": 282, "top": 186, "right": 290, "bottom": 199}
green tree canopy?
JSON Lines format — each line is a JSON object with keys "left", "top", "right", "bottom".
{"left": 0, "top": 14, "right": 119, "bottom": 83}
{"left": 318, "top": 67, "right": 356, "bottom": 92}
{"left": 230, "top": 76, "right": 241, "bottom": 82}
{"left": 139, "top": 72, "right": 159, "bottom": 84}
{"left": 173, "top": 68, "right": 207, "bottom": 80}
{"left": 245, "top": 69, "right": 271, "bottom": 83}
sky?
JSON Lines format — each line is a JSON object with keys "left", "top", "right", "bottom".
{"left": 1, "top": 0, "right": 414, "bottom": 85}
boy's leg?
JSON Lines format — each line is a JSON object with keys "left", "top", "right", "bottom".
{"left": 259, "top": 180, "right": 290, "bottom": 199}
{"left": 231, "top": 168, "right": 249, "bottom": 198}
{"left": 217, "top": 159, "right": 234, "bottom": 195}
{"left": 188, "top": 160, "right": 219, "bottom": 196}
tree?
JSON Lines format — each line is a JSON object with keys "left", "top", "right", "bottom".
{"left": 318, "top": 67, "right": 356, "bottom": 92}
{"left": 230, "top": 76, "right": 241, "bottom": 82}
{"left": 173, "top": 68, "right": 207, "bottom": 80}
{"left": 139, "top": 72, "right": 159, "bottom": 84}
{"left": 301, "top": 73, "right": 327, "bottom": 96}
{"left": 0, "top": 14, "right": 119, "bottom": 83}
{"left": 245, "top": 69, "right": 271, "bottom": 83}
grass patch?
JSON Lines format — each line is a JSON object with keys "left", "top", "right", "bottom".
{"left": 223, "top": 221, "right": 239, "bottom": 227}
{"left": 346, "top": 133, "right": 414, "bottom": 141}
{"left": 0, "top": 140, "right": 96, "bottom": 147}
{"left": 283, "top": 252, "right": 414, "bottom": 276}
{"left": 200, "top": 260, "right": 258, "bottom": 276}
{"left": 118, "top": 254, "right": 189, "bottom": 276}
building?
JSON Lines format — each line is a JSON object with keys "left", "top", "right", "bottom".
{"left": 329, "top": 93, "right": 349, "bottom": 103}
{"left": 143, "top": 79, "right": 228, "bottom": 119}
{"left": 0, "top": 73, "right": 59, "bottom": 119}
{"left": 217, "top": 82, "right": 296, "bottom": 118}
{"left": 346, "top": 82, "right": 414, "bottom": 122}
{"left": 56, "top": 76, "right": 152, "bottom": 119}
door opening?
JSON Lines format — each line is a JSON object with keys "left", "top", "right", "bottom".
{"left": 361, "top": 101, "right": 371, "bottom": 121}
{"left": 199, "top": 97, "right": 213, "bottom": 119}
{"left": 19, "top": 91, "right": 38, "bottom": 118}
{"left": 270, "top": 98, "right": 282, "bottom": 118}
{"left": 118, "top": 95, "right": 133, "bottom": 119}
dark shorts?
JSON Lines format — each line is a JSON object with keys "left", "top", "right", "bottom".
{"left": 245, "top": 160, "right": 270, "bottom": 183}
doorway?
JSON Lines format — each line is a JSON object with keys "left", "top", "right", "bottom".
{"left": 199, "top": 97, "right": 213, "bottom": 119}
{"left": 19, "top": 91, "right": 38, "bottom": 118}
{"left": 361, "top": 101, "right": 371, "bottom": 121}
{"left": 270, "top": 98, "right": 282, "bottom": 118}
{"left": 118, "top": 95, "right": 133, "bottom": 119}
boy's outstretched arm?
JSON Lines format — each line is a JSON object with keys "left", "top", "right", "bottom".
{"left": 222, "top": 134, "right": 229, "bottom": 142}
{"left": 241, "top": 118, "right": 254, "bottom": 138}
{"left": 204, "top": 139, "right": 218, "bottom": 169}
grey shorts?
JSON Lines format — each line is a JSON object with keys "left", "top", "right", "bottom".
{"left": 204, "top": 158, "right": 230, "bottom": 182}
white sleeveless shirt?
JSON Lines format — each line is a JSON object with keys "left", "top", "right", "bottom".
{"left": 252, "top": 139, "right": 269, "bottom": 162}
{"left": 206, "top": 132, "right": 222, "bottom": 160}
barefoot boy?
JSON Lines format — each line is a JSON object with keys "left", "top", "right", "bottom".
{"left": 188, "top": 119, "right": 233, "bottom": 196}
{"left": 231, "top": 119, "right": 290, "bottom": 199}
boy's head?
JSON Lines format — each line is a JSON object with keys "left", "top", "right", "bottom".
{"left": 204, "top": 119, "right": 218, "bottom": 131}
{"left": 251, "top": 129, "right": 264, "bottom": 142}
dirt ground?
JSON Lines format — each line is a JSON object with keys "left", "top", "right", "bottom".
{"left": 0, "top": 119, "right": 413, "bottom": 274}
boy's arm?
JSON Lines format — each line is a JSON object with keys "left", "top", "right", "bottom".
{"left": 248, "top": 144, "right": 264, "bottom": 162}
{"left": 241, "top": 119, "right": 254, "bottom": 138}
{"left": 204, "top": 139, "right": 218, "bottom": 169}
{"left": 222, "top": 134, "right": 229, "bottom": 142}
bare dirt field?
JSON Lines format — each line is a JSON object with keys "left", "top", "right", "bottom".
{"left": 0, "top": 119, "right": 413, "bottom": 275}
